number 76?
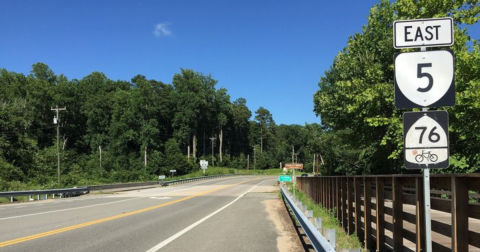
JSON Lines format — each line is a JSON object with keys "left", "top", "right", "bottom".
{"left": 415, "top": 126, "right": 440, "bottom": 144}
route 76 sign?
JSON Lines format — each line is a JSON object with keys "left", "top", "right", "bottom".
{"left": 395, "top": 50, "right": 455, "bottom": 108}
{"left": 403, "top": 111, "right": 449, "bottom": 169}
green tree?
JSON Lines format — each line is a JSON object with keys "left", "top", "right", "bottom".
{"left": 254, "top": 107, "right": 275, "bottom": 154}
{"left": 313, "top": 0, "right": 480, "bottom": 174}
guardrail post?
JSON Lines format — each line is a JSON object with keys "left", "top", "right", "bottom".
{"left": 315, "top": 217, "right": 323, "bottom": 231}
{"left": 306, "top": 210, "right": 313, "bottom": 218}
{"left": 326, "top": 229, "right": 336, "bottom": 249}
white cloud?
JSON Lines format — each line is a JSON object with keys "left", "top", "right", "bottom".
{"left": 153, "top": 22, "right": 173, "bottom": 38}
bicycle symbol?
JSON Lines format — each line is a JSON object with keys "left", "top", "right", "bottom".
{"left": 415, "top": 150, "right": 438, "bottom": 163}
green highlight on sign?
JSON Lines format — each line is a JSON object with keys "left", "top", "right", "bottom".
{"left": 279, "top": 175, "right": 292, "bottom": 182}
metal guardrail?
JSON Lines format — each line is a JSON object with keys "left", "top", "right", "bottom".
{"left": 1, "top": 174, "right": 238, "bottom": 202}
{"left": 0, "top": 187, "right": 89, "bottom": 202}
{"left": 87, "top": 174, "right": 238, "bottom": 191}
{"left": 281, "top": 186, "right": 335, "bottom": 252}
{"left": 159, "top": 174, "right": 237, "bottom": 186}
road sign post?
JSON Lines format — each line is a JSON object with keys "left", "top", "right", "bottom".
{"left": 170, "top": 169, "right": 176, "bottom": 178}
{"left": 200, "top": 160, "right": 208, "bottom": 175}
{"left": 394, "top": 17, "right": 454, "bottom": 252}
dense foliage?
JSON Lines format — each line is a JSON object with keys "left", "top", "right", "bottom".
{"left": 0, "top": 65, "right": 322, "bottom": 190}
{"left": 313, "top": 0, "right": 480, "bottom": 174}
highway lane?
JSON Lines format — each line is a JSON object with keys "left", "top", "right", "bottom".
{"left": 0, "top": 176, "right": 303, "bottom": 252}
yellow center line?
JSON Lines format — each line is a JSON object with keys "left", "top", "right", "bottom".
{"left": 0, "top": 177, "right": 258, "bottom": 248}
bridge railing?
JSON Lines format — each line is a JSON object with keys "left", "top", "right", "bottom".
{"left": 297, "top": 174, "right": 480, "bottom": 252}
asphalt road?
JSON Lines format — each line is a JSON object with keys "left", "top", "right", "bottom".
{"left": 0, "top": 176, "right": 303, "bottom": 252}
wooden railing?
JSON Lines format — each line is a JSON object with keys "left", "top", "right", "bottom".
{"left": 297, "top": 174, "right": 480, "bottom": 252}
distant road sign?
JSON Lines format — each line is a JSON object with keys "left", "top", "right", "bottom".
{"left": 159, "top": 175, "right": 166, "bottom": 180}
{"left": 170, "top": 170, "right": 176, "bottom": 173}
{"left": 403, "top": 111, "right": 449, "bottom": 169}
{"left": 285, "top": 163, "right": 303, "bottom": 169}
{"left": 394, "top": 17, "right": 453, "bottom": 48}
{"left": 394, "top": 50, "right": 455, "bottom": 108}
{"left": 279, "top": 175, "right": 292, "bottom": 182}
{"left": 200, "top": 160, "right": 208, "bottom": 170}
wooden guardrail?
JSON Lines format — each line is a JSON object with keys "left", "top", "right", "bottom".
{"left": 297, "top": 174, "right": 480, "bottom": 252}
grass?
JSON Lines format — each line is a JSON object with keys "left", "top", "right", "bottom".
{"left": 286, "top": 184, "right": 363, "bottom": 251}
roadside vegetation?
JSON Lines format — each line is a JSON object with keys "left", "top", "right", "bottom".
{"left": 287, "top": 184, "right": 364, "bottom": 251}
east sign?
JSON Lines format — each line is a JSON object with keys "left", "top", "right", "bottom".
{"left": 394, "top": 17, "right": 453, "bottom": 49}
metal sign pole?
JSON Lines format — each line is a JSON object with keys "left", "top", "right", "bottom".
{"left": 422, "top": 104, "right": 432, "bottom": 251}
{"left": 420, "top": 44, "right": 432, "bottom": 252}
{"left": 424, "top": 166, "right": 432, "bottom": 252}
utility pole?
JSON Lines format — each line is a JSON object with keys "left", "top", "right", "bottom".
{"left": 51, "top": 105, "right": 66, "bottom": 186}
{"left": 210, "top": 137, "right": 216, "bottom": 168}
{"left": 292, "top": 145, "right": 295, "bottom": 197}
{"left": 253, "top": 145, "right": 256, "bottom": 170}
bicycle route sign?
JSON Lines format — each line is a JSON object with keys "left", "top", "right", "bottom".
{"left": 394, "top": 50, "right": 455, "bottom": 108}
{"left": 403, "top": 111, "right": 449, "bottom": 169}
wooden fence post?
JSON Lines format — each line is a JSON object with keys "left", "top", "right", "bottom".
{"left": 336, "top": 177, "right": 341, "bottom": 219}
{"left": 376, "top": 177, "right": 385, "bottom": 251}
{"left": 342, "top": 177, "right": 348, "bottom": 231}
{"left": 452, "top": 176, "right": 468, "bottom": 252}
{"left": 416, "top": 177, "right": 426, "bottom": 252}
{"left": 364, "top": 177, "right": 372, "bottom": 250}
{"left": 393, "top": 177, "right": 404, "bottom": 251}
{"left": 354, "top": 177, "right": 363, "bottom": 239}
{"left": 347, "top": 177, "right": 354, "bottom": 235}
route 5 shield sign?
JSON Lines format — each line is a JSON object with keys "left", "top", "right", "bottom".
{"left": 403, "top": 111, "right": 449, "bottom": 169}
{"left": 395, "top": 50, "right": 455, "bottom": 108}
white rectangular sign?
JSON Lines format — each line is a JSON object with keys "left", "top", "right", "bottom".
{"left": 200, "top": 160, "right": 208, "bottom": 170}
{"left": 170, "top": 170, "right": 176, "bottom": 173}
{"left": 394, "top": 17, "right": 453, "bottom": 49}
{"left": 159, "top": 175, "right": 166, "bottom": 179}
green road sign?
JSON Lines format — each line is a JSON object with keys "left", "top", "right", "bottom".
{"left": 279, "top": 175, "right": 292, "bottom": 182}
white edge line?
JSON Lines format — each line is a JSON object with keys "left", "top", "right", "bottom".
{"left": 146, "top": 178, "right": 275, "bottom": 252}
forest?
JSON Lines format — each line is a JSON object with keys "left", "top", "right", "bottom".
{"left": 1, "top": 0, "right": 480, "bottom": 191}
{"left": 0, "top": 64, "right": 326, "bottom": 190}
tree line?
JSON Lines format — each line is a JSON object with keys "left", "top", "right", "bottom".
{"left": 0, "top": 64, "right": 326, "bottom": 190}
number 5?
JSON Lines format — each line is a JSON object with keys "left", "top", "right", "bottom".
{"left": 417, "top": 63, "right": 433, "bottom": 92}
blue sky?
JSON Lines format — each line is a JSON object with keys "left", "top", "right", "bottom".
{"left": 1, "top": 1, "right": 477, "bottom": 125}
